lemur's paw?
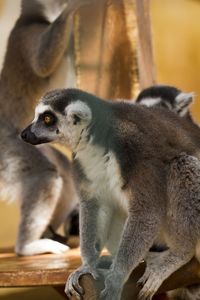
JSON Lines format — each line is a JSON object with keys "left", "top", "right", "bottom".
{"left": 65, "top": 265, "right": 99, "bottom": 298}
{"left": 45, "top": 240, "right": 69, "bottom": 254}
{"left": 138, "top": 270, "right": 162, "bottom": 300}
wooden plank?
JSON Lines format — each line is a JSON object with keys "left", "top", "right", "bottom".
{"left": 135, "top": 0, "right": 156, "bottom": 89}
{"left": 75, "top": 0, "right": 141, "bottom": 100}
{"left": 1, "top": 247, "right": 200, "bottom": 299}
{"left": 0, "top": 248, "right": 81, "bottom": 287}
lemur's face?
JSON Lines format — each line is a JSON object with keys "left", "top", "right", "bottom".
{"left": 21, "top": 90, "right": 92, "bottom": 149}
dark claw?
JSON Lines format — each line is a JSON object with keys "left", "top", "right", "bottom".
{"left": 137, "top": 279, "right": 145, "bottom": 288}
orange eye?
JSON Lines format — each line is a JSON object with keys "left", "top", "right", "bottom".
{"left": 44, "top": 115, "right": 52, "bottom": 124}
{"left": 42, "top": 112, "right": 56, "bottom": 126}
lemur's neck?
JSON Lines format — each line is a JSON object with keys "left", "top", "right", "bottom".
{"left": 72, "top": 126, "right": 91, "bottom": 156}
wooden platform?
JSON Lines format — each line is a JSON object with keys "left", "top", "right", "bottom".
{"left": 0, "top": 247, "right": 81, "bottom": 287}
{"left": 1, "top": 246, "right": 200, "bottom": 299}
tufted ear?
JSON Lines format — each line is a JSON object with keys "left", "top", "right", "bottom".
{"left": 175, "top": 92, "right": 194, "bottom": 116}
{"left": 65, "top": 101, "right": 92, "bottom": 125}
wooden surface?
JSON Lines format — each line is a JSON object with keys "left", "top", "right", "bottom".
{"left": 135, "top": 0, "right": 156, "bottom": 89}
{"left": 1, "top": 246, "right": 200, "bottom": 299}
{"left": 0, "top": 247, "right": 81, "bottom": 287}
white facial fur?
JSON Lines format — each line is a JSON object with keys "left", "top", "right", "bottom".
{"left": 62, "top": 101, "right": 92, "bottom": 150}
{"left": 65, "top": 101, "right": 92, "bottom": 121}
{"left": 139, "top": 97, "right": 162, "bottom": 107}
{"left": 175, "top": 92, "right": 194, "bottom": 116}
{"left": 32, "top": 103, "right": 53, "bottom": 123}
{"left": 31, "top": 100, "right": 92, "bottom": 148}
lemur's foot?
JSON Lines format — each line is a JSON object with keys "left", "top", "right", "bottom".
{"left": 138, "top": 269, "right": 162, "bottom": 300}
{"left": 16, "top": 239, "right": 69, "bottom": 256}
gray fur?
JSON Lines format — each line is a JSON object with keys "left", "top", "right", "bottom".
{"left": 136, "top": 85, "right": 194, "bottom": 118}
{"left": 137, "top": 85, "right": 200, "bottom": 300}
{"left": 22, "top": 88, "right": 200, "bottom": 299}
{"left": 0, "top": 0, "right": 91, "bottom": 255}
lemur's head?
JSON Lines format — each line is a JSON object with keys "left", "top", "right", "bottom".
{"left": 21, "top": 89, "right": 94, "bottom": 149}
{"left": 136, "top": 85, "right": 194, "bottom": 117}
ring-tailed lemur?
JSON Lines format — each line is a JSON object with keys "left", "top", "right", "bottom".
{"left": 136, "top": 85, "right": 200, "bottom": 300}
{"left": 63, "top": 85, "right": 196, "bottom": 247}
{"left": 21, "top": 88, "right": 200, "bottom": 300}
{"left": 0, "top": 0, "right": 91, "bottom": 255}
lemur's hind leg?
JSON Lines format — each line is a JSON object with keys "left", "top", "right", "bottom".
{"left": 14, "top": 144, "right": 69, "bottom": 255}
{"left": 38, "top": 145, "right": 79, "bottom": 243}
{"left": 139, "top": 154, "right": 200, "bottom": 300}
{"left": 138, "top": 249, "right": 193, "bottom": 300}
{"left": 15, "top": 171, "right": 69, "bottom": 255}
{"left": 43, "top": 189, "right": 79, "bottom": 245}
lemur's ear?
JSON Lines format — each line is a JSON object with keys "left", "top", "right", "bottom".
{"left": 175, "top": 92, "right": 194, "bottom": 116}
{"left": 65, "top": 101, "right": 92, "bottom": 125}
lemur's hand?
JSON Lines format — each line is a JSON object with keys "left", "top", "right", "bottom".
{"left": 65, "top": 264, "right": 99, "bottom": 298}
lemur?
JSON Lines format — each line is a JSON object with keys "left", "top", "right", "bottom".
{"left": 0, "top": 0, "right": 90, "bottom": 255}
{"left": 22, "top": 88, "right": 200, "bottom": 300}
{"left": 65, "top": 85, "right": 195, "bottom": 248}
{"left": 136, "top": 85, "right": 200, "bottom": 300}
{"left": 136, "top": 85, "right": 194, "bottom": 252}
{"left": 65, "top": 84, "right": 194, "bottom": 246}
{"left": 66, "top": 85, "right": 194, "bottom": 251}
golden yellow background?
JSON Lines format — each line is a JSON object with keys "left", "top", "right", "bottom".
{"left": 152, "top": 0, "right": 200, "bottom": 122}
{"left": 0, "top": 0, "right": 200, "bottom": 298}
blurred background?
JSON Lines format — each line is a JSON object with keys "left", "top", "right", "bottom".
{"left": 0, "top": 0, "right": 200, "bottom": 298}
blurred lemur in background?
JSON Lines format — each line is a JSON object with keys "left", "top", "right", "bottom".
{"left": 136, "top": 85, "right": 194, "bottom": 118}
{"left": 137, "top": 85, "right": 200, "bottom": 300}
{"left": 0, "top": 0, "right": 92, "bottom": 255}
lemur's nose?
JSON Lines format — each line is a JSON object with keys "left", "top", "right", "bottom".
{"left": 21, "top": 129, "right": 28, "bottom": 141}
{"left": 21, "top": 126, "right": 32, "bottom": 141}
{"left": 20, "top": 125, "right": 39, "bottom": 144}
{"left": 21, "top": 125, "right": 50, "bottom": 145}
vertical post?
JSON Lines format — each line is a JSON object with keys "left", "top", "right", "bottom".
{"left": 135, "top": 0, "right": 156, "bottom": 89}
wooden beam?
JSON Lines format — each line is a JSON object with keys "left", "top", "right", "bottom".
{"left": 135, "top": 0, "right": 156, "bottom": 89}
{"left": 68, "top": 258, "right": 200, "bottom": 299}
{"left": 1, "top": 248, "right": 200, "bottom": 299}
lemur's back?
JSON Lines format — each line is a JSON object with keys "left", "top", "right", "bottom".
{"left": 110, "top": 102, "right": 200, "bottom": 165}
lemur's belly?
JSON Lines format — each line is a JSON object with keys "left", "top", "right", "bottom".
{"left": 77, "top": 143, "right": 129, "bottom": 253}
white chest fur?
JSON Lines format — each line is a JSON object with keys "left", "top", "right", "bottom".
{"left": 76, "top": 142, "right": 129, "bottom": 214}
